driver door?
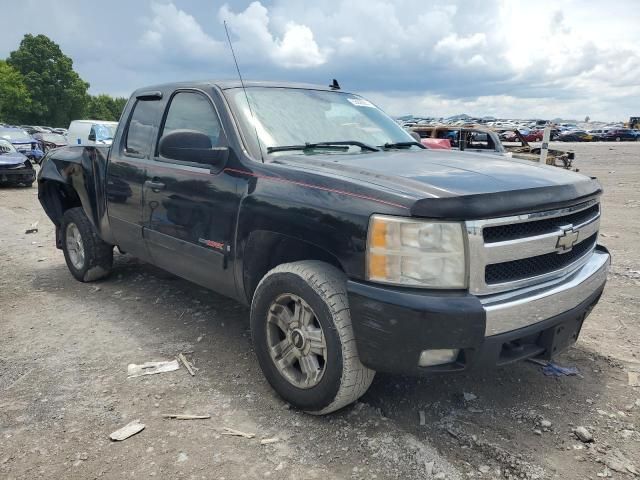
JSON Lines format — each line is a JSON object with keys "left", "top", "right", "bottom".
{"left": 142, "top": 89, "right": 240, "bottom": 298}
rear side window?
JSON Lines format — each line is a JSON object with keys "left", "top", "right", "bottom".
{"left": 125, "top": 100, "right": 161, "bottom": 156}
{"left": 160, "top": 92, "right": 223, "bottom": 148}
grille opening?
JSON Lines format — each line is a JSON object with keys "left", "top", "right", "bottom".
{"left": 485, "top": 233, "right": 597, "bottom": 284}
{"left": 483, "top": 204, "right": 599, "bottom": 243}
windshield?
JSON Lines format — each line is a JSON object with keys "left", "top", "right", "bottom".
{"left": 0, "top": 139, "right": 17, "bottom": 153}
{"left": 41, "top": 133, "right": 67, "bottom": 144}
{"left": 92, "top": 124, "right": 117, "bottom": 141}
{"left": 0, "top": 129, "right": 32, "bottom": 142}
{"left": 224, "top": 87, "right": 415, "bottom": 158}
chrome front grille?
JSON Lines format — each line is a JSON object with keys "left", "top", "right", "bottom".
{"left": 466, "top": 199, "right": 600, "bottom": 295}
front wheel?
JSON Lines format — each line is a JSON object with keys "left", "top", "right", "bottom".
{"left": 61, "top": 207, "right": 113, "bottom": 282}
{"left": 251, "top": 261, "right": 374, "bottom": 414}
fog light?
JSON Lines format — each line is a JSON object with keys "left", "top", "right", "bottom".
{"left": 418, "top": 349, "right": 460, "bottom": 367}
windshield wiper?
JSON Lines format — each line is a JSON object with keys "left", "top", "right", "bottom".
{"left": 266, "top": 141, "right": 380, "bottom": 154}
{"left": 380, "top": 141, "right": 425, "bottom": 149}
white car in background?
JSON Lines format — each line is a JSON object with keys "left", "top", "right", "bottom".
{"left": 67, "top": 120, "right": 118, "bottom": 146}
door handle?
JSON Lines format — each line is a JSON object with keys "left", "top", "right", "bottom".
{"left": 145, "top": 180, "right": 166, "bottom": 191}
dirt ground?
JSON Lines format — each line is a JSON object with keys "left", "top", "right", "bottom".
{"left": 1, "top": 142, "right": 639, "bottom": 480}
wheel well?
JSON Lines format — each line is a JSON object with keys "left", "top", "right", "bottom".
{"left": 39, "top": 181, "right": 82, "bottom": 247}
{"left": 243, "top": 231, "right": 344, "bottom": 303}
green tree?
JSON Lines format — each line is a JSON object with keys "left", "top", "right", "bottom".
{"left": 0, "top": 60, "right": 32, "bottom": 124}
{"left": 7, "top": 34, "right": 89, "bottom": 127}
{"left": 85, "top": 94, "right": 128, "bottom": 121}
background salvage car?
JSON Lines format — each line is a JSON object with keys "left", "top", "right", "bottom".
{"left": 0, "top": 127, "right": 44, "bottom": 163}
{"left": 0, "top": 138, "right": 36, "bottom": 187}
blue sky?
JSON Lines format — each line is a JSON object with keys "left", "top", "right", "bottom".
{"left": 2, "top": 0, "right": 639, "bottom": 121}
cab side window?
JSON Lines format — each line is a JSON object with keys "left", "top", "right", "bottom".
{"left": 160, "top": 92, "right": 223, "bottom": 149}
{"left": 125, "top": 99, "right": 161, "bottom": 156}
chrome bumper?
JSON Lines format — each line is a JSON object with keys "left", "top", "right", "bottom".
{"left": 481, "top": 248, "right": 610, "bottom": 336}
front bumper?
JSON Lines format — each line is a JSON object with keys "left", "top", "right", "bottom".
{"left": 347, "top": 246, "right": 610, "bottom": 375}
{"left": 0, "top": 167, "right": 36, "bottom": 184}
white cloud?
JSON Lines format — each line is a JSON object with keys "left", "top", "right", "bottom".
{"left": 219, "top": 2, "right": 327, "bottom": 68}
{"left": 141, "top": 3, "right": 224, "bottom": 62}
{"left": 435, "top": 33, "right": 487, "bottom": 52}
{"left": 1, "top": 0, "right": 639, "bottom": 121}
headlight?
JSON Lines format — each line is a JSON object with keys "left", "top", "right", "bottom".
{"left": 366, "top": 215, "right": 466, "bottom": 288}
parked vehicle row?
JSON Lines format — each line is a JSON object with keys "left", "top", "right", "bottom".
{"left": 409, "top": 124, "right": 575, "bottom": 169}
{"left": 0, "top": 119, "right": 120, "bottom": 168}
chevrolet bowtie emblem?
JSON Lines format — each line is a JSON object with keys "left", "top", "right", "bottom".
{"left": 556, "top": 227, "right": 579, "bottom": 251}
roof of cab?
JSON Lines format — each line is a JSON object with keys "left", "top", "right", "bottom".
{"left": 133, "top": 80, "right": 350, "bottom": 95}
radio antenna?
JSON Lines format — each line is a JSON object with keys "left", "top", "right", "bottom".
{"left": 224, "top": 21, "right": 264, "bottom": 163}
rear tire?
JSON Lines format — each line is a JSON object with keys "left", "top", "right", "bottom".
{"left": 61, "top": 207, "right": 113, "bottom": 282}
{"left": 251, "top": 261, "right": 374, "bottom": 414}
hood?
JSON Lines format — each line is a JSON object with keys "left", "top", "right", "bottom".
{"left": 0, "top": 151, "right": 28, "bottom": 166}
{"left": 271, "top": 149, "right": 601, "bottom": 219}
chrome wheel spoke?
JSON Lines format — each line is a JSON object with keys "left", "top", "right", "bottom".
{"left": 293, "top": 299, "right": 314, "bottom": 326}
{"left": 275, "top": 343, "right": 298, "bottom": 370}
{"left": 299, "top": 354, "right": 322, "bottom": 385}
{"left": 270, "top": 338, "right": 291, "bottom": 357}
{"left": 305, "top": 327, "right": 325, "bottom": 356}
{"left": 268, "top": 304, "right": 292, "bottom": 333}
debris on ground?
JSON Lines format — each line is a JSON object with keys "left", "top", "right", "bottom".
{"left": 419, "top": 410, "right": 426, "bottom": 426}
{"left": 109, "top": 420, "right": 145, "bottom": 441}
{"left": 260, "top": 438, "right": 280, "bottom": 445}
{"left": 25, "top": 222, "right": 38, "bottom": 234}
{"left": 542, "top": 362, "right": 579, "bottom": 377}
{"left": 628, "top": 371, "right": 640, "bottom": 387}
{"left": 127, "top": 359, "right": 180, "bottom": 378}
{"left": 539, "top": 419, "right": 552, "bottom": 429}
{"left": 162, "top": 414, "right": 210, "bottom": 420}
{"left": 574, "top": 426, "right": 594, "bottom": 443}
{"left": 221, "top": 427, "right": 255, "bottom": 439}
{"left": 177, "top": 353, "right": 196, "bottom": 376}
{"left": 463, "top": 392, "right": 477, "bottom": 401}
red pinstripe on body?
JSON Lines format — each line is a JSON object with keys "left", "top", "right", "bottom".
{"left": 223, "top": 167, "right": 409, "bottom": 210}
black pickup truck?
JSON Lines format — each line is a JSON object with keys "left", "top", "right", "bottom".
{"left": 38, "top": 81, "right": 610, "bottom": 414}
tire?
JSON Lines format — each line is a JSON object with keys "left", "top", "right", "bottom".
{"left": 616, "top": 136, "right": 621, "bottom": 142}
{"left": 61, "top": 207, "right": 113, "bottom": 282}
{"left": 251, "top": 261, "right": 375, "bottom": 414}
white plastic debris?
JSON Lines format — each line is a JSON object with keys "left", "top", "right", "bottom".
{"left": 109, "top": 420, "right": 145, "bottom": 441}
{"left": 127, "top": 360, "right": 180, "bottom": 378}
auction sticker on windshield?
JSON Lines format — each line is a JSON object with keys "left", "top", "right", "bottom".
{"left": 347, "top": 97, "right": 375, "bottom": 108}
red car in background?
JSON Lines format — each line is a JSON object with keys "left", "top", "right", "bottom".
{"left": 501, "top": 129, "right": 544, "bottom": 142}
{"left": 421, "top": 138, "right": 452, "bottom": 149}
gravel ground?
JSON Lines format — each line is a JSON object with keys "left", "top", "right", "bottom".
{"left": 1, "top": 142, "right": 639, "bottom": 479}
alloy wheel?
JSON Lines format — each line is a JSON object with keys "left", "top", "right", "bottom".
{"left": 266, "top": 293, "right": 327, "bottom": 389}
{"left": 65, "top": 223, "right": 85, "bottom": 270}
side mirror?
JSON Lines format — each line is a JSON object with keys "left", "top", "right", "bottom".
{"left": 159, "top": 129, "right": 228, "bottom": 167}
{"left": 88, "top": 130, "right": 96, "bottom": 141}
